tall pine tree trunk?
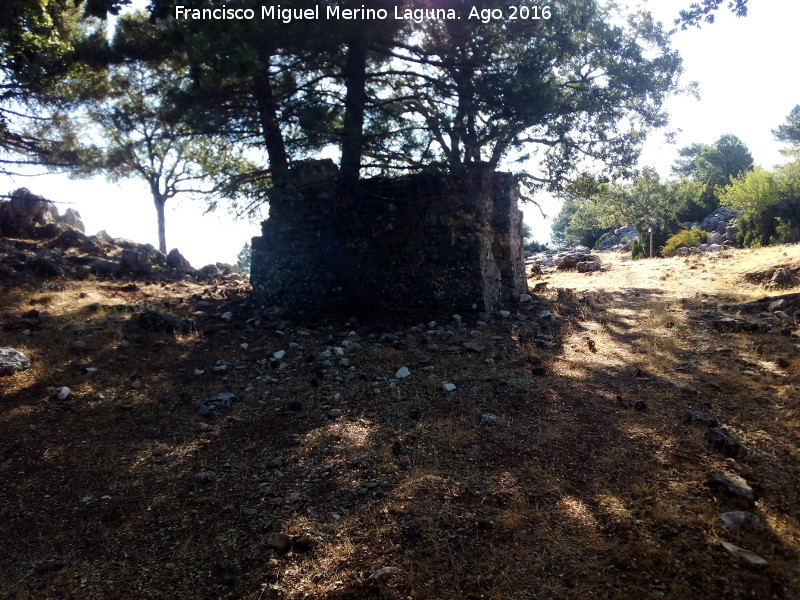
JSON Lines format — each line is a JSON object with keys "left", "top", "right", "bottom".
{"left": 253, "top": 51, "right": 289, "bottom": 182}
{"left": 332, "top": 33, "right": 369, "bottom": 310}
{"left": 339, "top": 35, "right": 367, "bottom": 208}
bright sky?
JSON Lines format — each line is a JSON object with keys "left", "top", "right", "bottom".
{"left": 2, "top": 0, "right": 799, "bottom": 264}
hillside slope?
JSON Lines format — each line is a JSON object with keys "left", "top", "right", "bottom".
{"left": 1, "top": 244, "right": 799, "bottom": 599}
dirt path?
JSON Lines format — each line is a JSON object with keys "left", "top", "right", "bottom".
{"left": 546, "top": 244, "right": 800, "bottom": 301}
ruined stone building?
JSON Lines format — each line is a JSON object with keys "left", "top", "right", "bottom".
{"left": 250, "top": 161, "right": 529, "bottom": 315}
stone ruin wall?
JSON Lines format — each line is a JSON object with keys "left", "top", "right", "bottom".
{"left": 250, "top": 161, "right": 528, "bottom": 315}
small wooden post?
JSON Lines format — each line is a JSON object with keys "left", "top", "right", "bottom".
{"left": 649, "top": 227, "right": 653, "bottom": 258}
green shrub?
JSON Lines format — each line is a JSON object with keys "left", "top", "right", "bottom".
{"left": 771, "top": 217, "right": 800, "bottom": 245}
{"left": 524, "top": 240, "right": 550, "bottom": 254}
{"left": 631, "top": 238, "right": 648, "bottom": 260}
{"left": 660, "top": 227, "right": 708, "bottom": 257}
{"left": 719, "top": 162, "right": 800, "bottom": 247}
{"left": 594, "top": 232, "right": 612, "bottom": 249}
{"left": 736, "top": 206, "right": 800, "bottom": 247}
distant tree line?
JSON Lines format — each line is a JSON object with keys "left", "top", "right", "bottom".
{"left": 719, "top": 107, "right": 800, "bottom": 247}
{"left": 521, "top": 222, "right": 549, "bottom": 255}
{"left": 552, "top": 106, "right": 800, "bottom": 255}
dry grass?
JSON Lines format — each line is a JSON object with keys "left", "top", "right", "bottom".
{"left": 1, "top": 243, "right": 800, "bottom": 599}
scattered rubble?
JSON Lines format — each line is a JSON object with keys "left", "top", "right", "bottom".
{"left": 1, "top": 188, "right": 798, "bottom": 600}
{"left": 675, "top": 243, "right": 728, "bottom": 256}
{"left": 527, "top": 246, "right": 603, "bottom": 274}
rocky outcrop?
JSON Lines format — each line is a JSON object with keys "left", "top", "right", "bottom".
{"left": 250, "top": 162, "right": 528, "bottom": 314}
{"left": 700, "top": 205, "right": 737, "bottom": 234}
{"left": 0, "top": 188, "right": 84, "bottom": 238}
{"left": 121, "top": 244, "right": 166, "bottom": 273}
{"left": 681, "top": 205, "right": 739, "bottom": 249}
{"left": 62, "top": 208, "right": 85, "bottom": 233}
{"left": 166, "top": 248, "right": 192, "bottom": 271}
{"left": 596, "top": 225, "right": 639, "bottom": 251}
{"left": 743, "top": 266, "right": 800, "bottom": 289}
{"left": 0, "top": 190, "right": 238, "bottom": 285}
{"left": 770, "top": 267, "right": 800, "bottom": 288}
{"left": 0, "top": 188, "right": 60, "bottom": 237}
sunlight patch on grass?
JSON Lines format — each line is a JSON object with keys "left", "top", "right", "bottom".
{"left": 595, "top": 492, "right": 632, "bottom": 519}
{"left": 558, "top": 495, "right": 599, "bottom": 529}
{"left": 5, "top": 405, "right": 36, "bottom": 419}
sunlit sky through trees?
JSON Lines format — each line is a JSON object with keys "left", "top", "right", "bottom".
{"left": 2, "top": 0, "right": 799, "bottom": 266}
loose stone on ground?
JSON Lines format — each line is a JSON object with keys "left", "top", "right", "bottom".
{"left": 706, "top": 470, "right": 756, "bottom": 510}
{"left": 0, "top": 347, "right": 31, "bottom": 376}
{"left": 197, "top": 392, "right": 236, "bottom": 416}
{"left": 720, "top": 541, "right": 769, "bottom": 569}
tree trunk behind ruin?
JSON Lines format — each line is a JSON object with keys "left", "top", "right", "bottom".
{"left": 153, "top": 193, "right": 167, "bottom": 255}
{"left": 338, "top": 35, "right": 368, "bottom": 207}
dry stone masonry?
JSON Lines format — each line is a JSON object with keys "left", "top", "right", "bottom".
{"left": 250, "top": 161, "right": 529, "bottom": 314}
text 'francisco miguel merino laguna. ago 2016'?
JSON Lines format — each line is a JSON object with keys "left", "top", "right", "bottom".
{"left": 173, "top": 4, "right": 553, "bottom": 24}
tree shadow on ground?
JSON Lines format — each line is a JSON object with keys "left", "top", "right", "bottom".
{"left": 0, "top": 280, "right": 798, "bottom": 599}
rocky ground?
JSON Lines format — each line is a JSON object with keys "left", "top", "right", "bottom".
{"left": 1, "top": 241, "right": 799, "bottom": 599}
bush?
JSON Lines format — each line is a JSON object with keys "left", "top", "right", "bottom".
{"left": 631, "top": 238, "right": 648, "bottom": 260}
{"left": 593, "top": 231, "right": 612, "bottom": 249}
{"left": 736, "top": 204, "right": 800, "bottom": 247}
{"left": 771, "top": 217, "right": 800, "bottom": 245}
{"left": 719, "top": 162, "right": 800, "bottom": 247}
{"left": 660, "top": 227, "right": 709, "bottom": 257}
{"left": 524, "top": 240, "right": 550, "bottom": 254}
{"left": 236, "top": 242, "right": 252, "bottom": 275}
